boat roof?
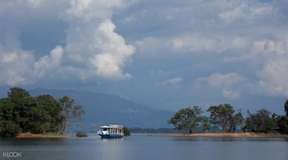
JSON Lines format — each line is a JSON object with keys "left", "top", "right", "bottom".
{"left": 100, "top": 124, "right": 124, "bottom": 129}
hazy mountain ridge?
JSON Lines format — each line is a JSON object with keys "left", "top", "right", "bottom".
{"left": 28, "top": 88, "right": 172, "bottom": 128}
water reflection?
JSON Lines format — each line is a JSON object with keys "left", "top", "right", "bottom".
{"left": 0, "top": 135, "right": 287, "bottom": 160}
{"left": 170, "top": 136, "right": 288, "bottom": 142}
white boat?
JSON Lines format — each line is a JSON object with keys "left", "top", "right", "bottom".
{"left": 97, "top": 124, "right": 124, "bottom": 139}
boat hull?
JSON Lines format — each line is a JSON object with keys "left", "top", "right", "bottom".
{"left": 99, "top": 134, "right": 123, "bottom": 139}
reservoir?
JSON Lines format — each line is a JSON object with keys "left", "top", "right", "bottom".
{"left": 0, "top": 134, "right": 287, "bottom": 160}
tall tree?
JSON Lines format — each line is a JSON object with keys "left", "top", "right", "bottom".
{"left": 277, "top": 116, "right": 288, "bottom": 134}
{"left": 169, "top": 106, "right": 202, "bottom": 133}
{"left": 231, "top": 112, "right": 244, "bottom": 132}
{"left": 0, "top": 88, "right": 84, "bottom": 137}
{"left": 285, "top": 100, "right": 288, "bottom": 117}
{"left": 244, "top": 109, "right": 277, "bottom": 133}
{"left": 207, "top": 104, "right": 242, "bottom": 132}
{"left": 0, "top": 98, "right": 20, "bottom": 137}
{"left": 201, "top": 116, "right": 211, "bottom": 132}
{"left": 8, "top": 87, "right": 30, "bottom": 101}
{"left": 59, "top": 96, "right": 84, "bottom": 132}
{"left": 36, "top": 95, "right": 64, "bottom": 133}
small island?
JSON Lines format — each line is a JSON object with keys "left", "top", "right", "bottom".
{"left": 0, "top": 87, "right": 84, "bottom": 138}
{"left": 168, "top": 103, "right": 288, "bottom": 138}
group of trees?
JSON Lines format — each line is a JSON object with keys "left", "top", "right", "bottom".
{"left": 169, "top": 102, "right": 288, "bottom": 134}
{"left": 0, "top": 88, "right": 84, "bottom": 137}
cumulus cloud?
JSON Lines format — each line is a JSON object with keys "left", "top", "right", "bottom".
{"left": 0, "top": 0, "right": 134, "bottom": 85}
{"left": 171, "top": 35, "right": 251, "bottom": 54}
{"left": 129, "top": 0, "right": 288, "bottom": 99}
{"left": 252, "top": 38, "right": 288, "bottom": 56}
{"left": 33, "top": 46, "right": 64, "bottom": 79}
{"left": 136, "top": 35, "right": 252, "bottom": 55}
{"left": 198, "top": 73, "right": 244, "bottom": 88}
{"left": 260, "top": 58, "right": 288, "bottom": 97}
{"left": 65, "top": 15, "right": 134, "bottom": 79}
{"left": 219, "top": 3, "right": 275, "bottom": 23}
{"left": 0, "top": 50, "right": 35, "bottom": 86}
{"left": 0, "top": 0, "right": 287, "bottom": 104}
{"left": 222, "top": 89, "right": 240, "bottom": 100}
{"left": 196, "top": 73, "right": 245, "bottom": 99}
{"left": 161, "top": 77, "right": 183, "bottom": 87}
{"left": 250, "top": 34, "right": 288, "bottom": 97}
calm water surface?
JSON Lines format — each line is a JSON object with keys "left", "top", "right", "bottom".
{"left": 0, "top": 134, "right": 287, "bottom": 160}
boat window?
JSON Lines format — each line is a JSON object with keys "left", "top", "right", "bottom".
{"left": 103, "top": 128, "right": 107, "bottom": 131}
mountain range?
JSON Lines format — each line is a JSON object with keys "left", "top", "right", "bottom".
{"left": 5, "top": 88, "right": 172, "bottom": 129}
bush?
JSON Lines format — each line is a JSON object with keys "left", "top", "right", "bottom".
{"left": 0, "top": 121, "right": 20, "bottom": 137}
{"left": 277, "top": 116, "right": 288, "bottom": 134}
{"left": 76, "top": 131, "right": 88, "bottom": 137}
{"left": 123, "top": 127, "right": 130, "bottom": 136}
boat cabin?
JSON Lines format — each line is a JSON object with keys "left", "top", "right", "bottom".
{"left": 97, "top": 124, "right": 124, "bottom": 138}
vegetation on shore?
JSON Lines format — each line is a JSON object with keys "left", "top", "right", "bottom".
{"left": 0, "top": 87, "right": 84, "bottom": 137}
{"left": 123, "top": 127, "right": 131, "bottom": 136}
{"left": 169, "top": 101, "right": 288, "bottom": 134}
{"left": 16, "top": 132, "right": 67, "bottom": 139}
{"left": 76, "top": 131, "right": 88, "bottom": 138}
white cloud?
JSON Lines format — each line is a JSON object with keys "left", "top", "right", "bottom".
{"left": 161, "top": 77, "right": 183, "bottom": 87}
{"left": 129, "top": 0, "right": 288, "bottom": 99}
{"left": 252, "top": 35, "right": 288, "bottom": 97}
{"left": 136, "top": 35, "right": 252, "bottom": 55}
{"left": 0, "top": 0, "right": 135, "bottom": 85}
{"left": 219, "top": 3, "right": 275, "bottom": 23}
{"left": 138, "top": 33, "right": 288, "bottom": 57}
{"left": 131, "top": 0, "right": 283, "bottom": 57}
{"left": 61, "top": 0, "right": 134, "bottom": 80}
{"left": 259, "top": 58, "right": 288, "bottom": 97}
{"left": 223, "top": 89, "right": 240, "bottom": 100}
{"left": 33, "top": 46, "right": 64, "bottom": 79}
{"left": 0, "top": 50, "right": 35, "bottom": 86}
{"left": 171, "top": 35, "right": 251, "bottom": 54}
{"left": 196, "top": 73, "right": 245, "bottom": 99}
{"left": 199, "top": 73, "right": 245, "bottom": 88}
{"left": 0, "top": 0, "right": 287, "bottom": 102}
{"left": 252, "top": 38, "right": 288, "bottom": 56}
{"left": 64, "top": 16, "right": 134, "bottom": 79}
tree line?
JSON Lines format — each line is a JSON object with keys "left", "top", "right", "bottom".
{"left": 169, "top": 102, "right": 288, "bottom": 134}
{"left": 0, "top": 87, "right": 84, "bottom": 137}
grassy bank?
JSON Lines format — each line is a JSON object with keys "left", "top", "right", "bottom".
{"left": 145, "top": 132, "right": 288, "bottom": 138}
{"left": 16, "top": 132, "right": 68, "bottom": 139}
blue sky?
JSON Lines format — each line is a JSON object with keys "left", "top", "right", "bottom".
{"left": 0, "top": 0, "right": 288, "bottom": 112}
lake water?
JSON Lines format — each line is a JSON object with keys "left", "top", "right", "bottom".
{"left": 0, "top": 134, "right": 287, "bottom": 160}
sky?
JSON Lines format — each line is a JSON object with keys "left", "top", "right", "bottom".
{"left": 0, "top": 0, "right": 288, "bottom": 113}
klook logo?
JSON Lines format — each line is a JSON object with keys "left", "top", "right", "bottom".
{"left": 2, "top": 152, "right": 22, "bottom": 159}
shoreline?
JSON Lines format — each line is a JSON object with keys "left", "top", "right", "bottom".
{"left": 16, "top": 133, "right": 68, "bottom": 139}
{"left": 140, "top": 132, "right": 288, "bottom": 138}
{"left": 13, "top": 132, "right": 288, "bottom": 139}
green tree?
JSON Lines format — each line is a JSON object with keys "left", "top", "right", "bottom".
{"left": 123, "top": 127, "right": 131, "bottom": 136}
{"left": 231, "top": 112, "right": 244, "bottom": 132}
{"left": 201, "top": 116, "right": 211, "bottom": 132}
{"left": 59, "top": 96, "right": 85, "bottom": 132}
{"left": 169, "top": 106, "right": 203, "bottom": 133}
{"left": 5, "top": 88, "right": 35, "bottom": 133}
{"left": 207, "top": 104, "right": 242, "bottom": 132}
{"left": 244, "top": 109, "right": 277, "bottom": 133}
{"left": 35, "top": 95, "right": 64, "bottom": 133}
{"left": 0, "top": 121, "right": 20, "bottom": 137}
{"left": 285, "top": 100, "right": 288, "bottom": 117}
{"left": 277, "top": 116, "right": 288, "bottom": 134}
{"left": 0, "top": 87, "right": 84, "bottom": 137}
{"left": 8, "top": 87, "right": 30, "bottom": 100}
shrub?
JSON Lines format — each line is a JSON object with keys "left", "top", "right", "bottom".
{"left": 76, "top": 131, "right": 88, "bottom": 137}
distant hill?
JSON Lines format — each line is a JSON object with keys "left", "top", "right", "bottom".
{"left": 27, "top": 88, "right": 173, "bottom": 129}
